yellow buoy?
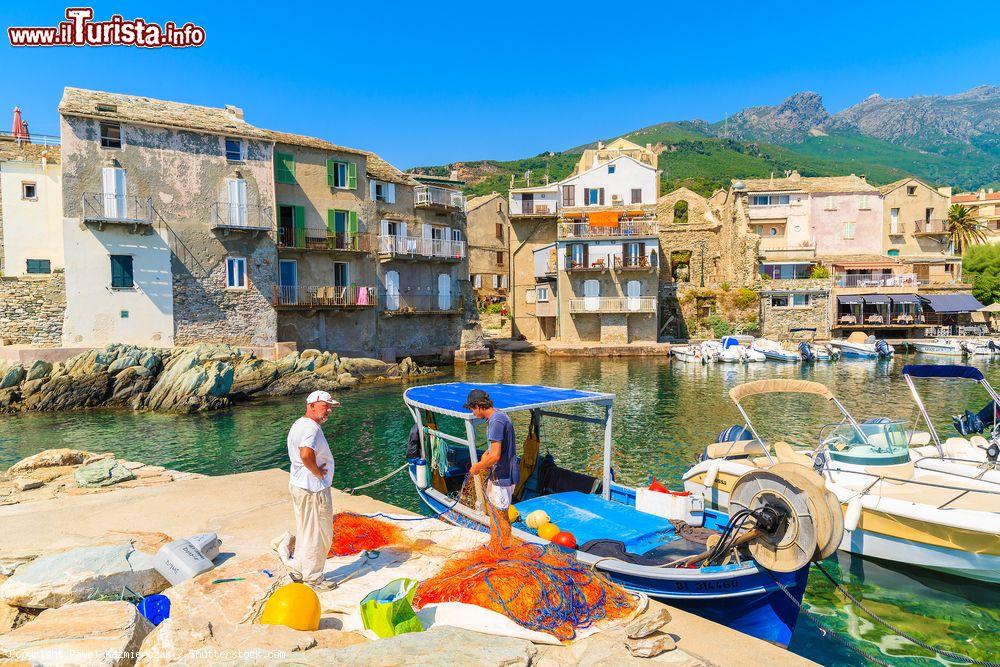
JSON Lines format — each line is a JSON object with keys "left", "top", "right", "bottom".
{"left": 259, "top": 583, "right": 321, "bottom": 631}
{"left": 537, "top": 522, "right": 560, "bottom": 541}
{"left": 507, "top": 505, "right": 520, "bottom": 523}
{"left": 525, "top": 509, "right": 550, "bottom": 529}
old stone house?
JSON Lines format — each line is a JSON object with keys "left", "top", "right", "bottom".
{"left": 465, "top": 192, "right": 508, "bottom": 305}
{"left": 880, "top": 177, "right": 962, "bottom": 284}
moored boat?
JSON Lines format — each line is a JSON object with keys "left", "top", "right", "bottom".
{"left": 750, "top": 338, "right": 800, "bottom": 362}
{"left": 909, "top": 338, "right": 965, "bottom": 356}
{"left": 830, "top": 331, "right": 893, "bottom": 359}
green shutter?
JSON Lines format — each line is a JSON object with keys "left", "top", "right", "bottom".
{"left": 348, "top": 210, "right": 359, "bottom": 235}
{"left": 326, "top": 209, "right": 336, "bottom": 234}
{"left": 276, "top": 152, "right": 295, "bottom": 184}
{"left": 326, "top": 159, "right": 335, "bottom": 187}
{"left": 347, "top": 162, "right": 357, "bottom": 189}
{"left": 110, "top": 255, "right": 133, "bottom": 288}
{"left": 293, "top": 206, "right": 306, "bottom": 248}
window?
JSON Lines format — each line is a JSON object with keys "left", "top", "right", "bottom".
{"left": 496, "top": 251, "right": 504, "bottom": 266}
{"left": 371, "top": 179, "right": 395, "bottom": 203}
{"left": 110, "top": 255, "right": 134, "bottom": 289}
{"left": 102, "top": 167, "right": 128, "bottom": 219}
{"left": 770, "top": 295, "right": 789, "bottom": 308}
{"left": 21, "top": 182, "right": 37, "bottom": 200}
{"left": 562, "top": 185, "right": 575, "bottom": 207}
{"left": 333, "top": 262, "right": 349, "bottom": 288}
{"left": 584, "top": 188, "right": 604, "bottom": 206}
{"left": 525, "top": 288, "right": 536, "bottom": 304}
{"left": 631, "top": 188, "right": 642, "bottom": 204}
{"left": 859, "top": 195, "right": 870, "bottom": 210}
{"left": 100, "top": 122, "right": 122, "bottom": 149}
{"left": 536, "top": 286, "right": 549, "bottom": 302}
{"left": 474, "top": 274, "right": 482, "bottom": 288}
{"left": 26, "top": 259, "right": 50, "bottom": 274}
{"left": 495, "top": 222, "right": 503, "bottom": 240}
{"left": 567, "top": 243, "right": 588, "bottom": 268}
{"left": 492, "top": 274, "right": 500, "bottom": 289}
{"left": 769, "top": 227, "right": 779, "bottom": 236}
{"left": 825, "top": 196, "right": 838, "bottom": 211}
{"left": 907, "top": 185, "right": 917, "bottom": 196}
{"left": 327, "top": 159, "right": 357, "bottom": 189}
{"left": 226, "top": 257, "right": 247, "bottom": 289}
{"left": 501, "top": 274, "right": 508, "bottom": 289}
{"left": 887, "top": 249, "right": 900, "bottom": 257}
{"left": 225, "top": 138, "right": 243, "bottom": 161}
{"left": 751, "top": 195, "right": 790, "bottom": 206}
{"left": 843, "top": 222, "right": 856, "bottom": 239}
{"left": 608, "top": 164, "right": 616, "bottom": 174}
{"left": 791, "top": 294, "right": 810, "bottom": 307}
{"left": 890, "top": 208, "right": 901, "bottom": 234}
{"left": 275, "top": 152, "right": 295, "bottom": 184}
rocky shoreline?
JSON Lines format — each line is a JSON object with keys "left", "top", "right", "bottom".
{"left": 0, "top": 344, "right": 438, "bottom": 414}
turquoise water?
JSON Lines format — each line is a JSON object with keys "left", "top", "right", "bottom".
{"left": 2, "top": 352, "right": 998, "bottom": 665}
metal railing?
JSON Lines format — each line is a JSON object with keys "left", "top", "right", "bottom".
{"left": 414, "top": 186, "right": 465, "bottom": 211}
{"left": 612, "top": 255, "right": 653, "bottom": 269}
{"left": 210, "top": 202, "right": 272, "bottom": 231}
{"left": 272, "top": 285, "right": 377, "bottom": 308}
{"left": 510, "top": 199, "right": 559, "bottom": 216}
{"left": 81, "top": 193, "right": 152, "bottom": 224}
{"left": 558, "top": 220, "right": 658, "bottom": 239}
{"left": 378, "top": 235, "right": 466, "bottom": 260}
{"left": 913, "top": 219, "right": 949, "bottom": 235}
{"left": 278, "top": 232, "right": 373, "bottom": 252}
{"left": 0, "top": 131, "right": 60, "bottom": 147}
{"left": 382, "top": 292, "right": 462, "bottom": 313}
{"left": 568, "top": 297, "right": 657, "bottom": 313}
{"left": 834, "top": 273, "right": 918, "bottom": 288}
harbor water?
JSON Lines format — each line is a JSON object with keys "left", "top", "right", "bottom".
{"left": 2, "top": 352, "right": 998, "bottom": 665}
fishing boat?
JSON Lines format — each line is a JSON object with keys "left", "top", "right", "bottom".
{"left": 403, "top": 383, "right": 842, "bottom": 646}
{"left": 750, "top": 338, "right": 800, "bottom": 362}
{"left": 829, "top": 331, "right": 894, "bottom": 359}
{"left": 682, "top": 379, "right": 1000, "bottom": 583}
{"left": 901, "top": 364, "right": 1000, "bottom": 484}
{"left": 909, "top": 338, "right": 965, "bottom": 356}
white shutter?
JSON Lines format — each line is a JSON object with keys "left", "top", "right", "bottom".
{"left": 501, "top": 274, "right": 508, "bottom": 288}
{"left": 387, "top": 183, "right": 396, "bottom": 204}
{"left": 370, "top": 181, "right": 377, "bottom": 200}
{"left": 227, "top": 179, "right": 247, "bottom": 227}
{"left": 438, "top": 274, "right": 451, "bottom": 310}
{"left": 385, "top": 271, "right": 399, "bottom": 310}
{"left": 380, "top": 219, "right": 390, "bottom": 236}
{"left": 584, "top": 279, "right": 600, "bottom": 312}
{"left": 474, "top": 274, "right": 482, "bottom": 289}
{"left": 421, "top": 224, "right": 432, "bottom": 239}
{"left": 492, "top": 274, "right": 499, "bottom": 289}
{"left": 627, "top": 280, "right": 641, "bottom": 311}
{"left": 526, "top": 288, "right": 536, "bottom": 304}
{"left": 102, "top": 167, "right": 127, "bottom": 218}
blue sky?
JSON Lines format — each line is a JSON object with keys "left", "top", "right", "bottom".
{"left": 2, "top": 0, "right": 998, "bottom": 168}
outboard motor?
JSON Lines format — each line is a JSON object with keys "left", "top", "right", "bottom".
{"left": 798, "top": 341, "right": 815, "bottom": 361}
{"left": 953, "top": 400, "right": 995, "bottom": 435}
{"left": 874, "top": 339, "right": 893, "bottom": 358}
{"left": 718, "top": 425, "right": 751, "bottom": 443}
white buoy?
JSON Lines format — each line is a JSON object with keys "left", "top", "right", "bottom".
{"left": 845, "top": 497, "right": 863, "bottom": 532}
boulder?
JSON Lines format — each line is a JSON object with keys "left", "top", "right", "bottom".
{"left": 75, "top": 459, "right": 136, "bottom": 488}
{"left": 18, "top": 378, "right": 48, "bottom": 399}
{"left": 0, "top": 600, "right": 18, "bottom": 634}
{"left": 276, "top": 353, "right": 300, "bottom": 376}
{"left": 108, "top": 367, "right": 156, "bottom": 405}
{"left": 0, "top": 601, "right": 152, "bottom": 667}
{"left": 624, "top": 631, "right": 677, "bottom": 658}
{"left": 163, "top": 554, "right": 281, "bottom": 625}
{"left": 107, "top": 355, "right": 141, "bottom": 375}
{"left": 336, "top": 373, "right": 358, "bottom": 388}
{"left": 336, "top": 358, "right": 389, "bottom": 378}
{"left": 24, "top": 360, "right": 52, "bottom": 382}
{"left": 6, "top": 449, "right": 96, "bottom": 475}
{"left": 299, "top": 349, "right": 322, "bottom": 361}
{"left": 294, "top": 356, "right": 317, "bottom": 373}
{"left": 0, "top": 365, "right": 24, "bottom": 390}
{"left": 136, "top": 617, "right": 315, "bottom": 667}
{"left": 230, "top": 358, "right": 279, "bottom": 397}
{"left": 26, "top": 371, "right": 112, "bottom": 411}
{"left": 144, "top": 355, "right": 233, "bottom": 412}
{"left": 0, "top": 543, "right": 168, "bottom": 609}
{"left": 624, "top": 606, "right": 672, "bottom": 639}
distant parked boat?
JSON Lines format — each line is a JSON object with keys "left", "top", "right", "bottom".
{"left": 750, "top": 338, "right": 800, "bottom": 362}
{"left": 830, "top": 331, "right": 893, "bottom": 359}
{"left": 961, "top": 339, "right": 1000, "bottom": 356}
{"left": 910, "top": 338, "right": 965, "bottom": 356}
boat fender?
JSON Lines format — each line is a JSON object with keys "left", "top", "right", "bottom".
{"left": 844, "top": 497, "right": 863, "bottom": 532}
{"left": 704, "top": 461, "right": 720, "bottom": 488}
{"left": 414, "top": 458, "right": 429, "bottom": 490}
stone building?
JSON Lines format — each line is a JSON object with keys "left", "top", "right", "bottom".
{"left": 465, "top": 192, "right": 508, "bottom": 305}
{"left": 58, "top": 88, "right": 277, "bottom": 349}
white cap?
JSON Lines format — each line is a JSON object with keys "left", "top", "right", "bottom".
{"left": 306, "top": 390, "right": 341, "bottom": 406}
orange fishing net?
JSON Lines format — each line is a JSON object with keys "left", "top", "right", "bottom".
{"left": 328, "top": 512, "right": 407, "bottom": 557}
{"left": 412, "top": 486, "right": 636, "bottom": 641}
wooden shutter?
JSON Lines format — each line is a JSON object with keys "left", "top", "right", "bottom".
{"left": 327, "top": 210, "right": 336, "bottom": 235}
{"left": 370, "top": 180, "right": 377, "bottom": 200}
{"left": 294, "top": 206, "right": 306, "bottom": 248}
{"left": 380, "top": 219, "right": 390, "bottom": 236}
{"left": 348, "top": 211, "right": 359, "bottom": 235}
{"left": 599, "top": 188, "right": 605, "bottom": 205}
{"left": 327, "top": 159, "right": 336, "bottom": 187}
{"left": 387, "top": 183, "right": 395, "bottom": 203}
{"left": 583, "top": 188, "right": 590, "bottom": 206}
{"left": 348, "top": 162, "right": 357, "bottom": 189}
{"left": 276, "top": 153, "right": 295, "bottom": 184}
{"left": 583, "top": 244, "right": 589, "bottom": 267}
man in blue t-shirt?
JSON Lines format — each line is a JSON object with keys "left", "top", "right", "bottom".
{"left": 466, "top": 389, "right": 518, "bottom": 510}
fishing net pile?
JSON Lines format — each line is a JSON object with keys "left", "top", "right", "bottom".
{"left": 328, "top": 512, "right": 407, "bottom": 557}
{"left": 412, "top": 490, "right": 637, "bottom": 641}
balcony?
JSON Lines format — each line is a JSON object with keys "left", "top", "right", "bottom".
{"left": 834, "top": 313, "right": 926, "bottom": 329}
{"left": 558, "top": 220, "right": 658, "bottom": 240}
{"left": 612, "top": 255, "right": 655, "bottom": 271}
{"left": 81, "top": 193, "right": 152, "bottom": 230}
{"left": 381, "top": 292, "right": 463, "bottom": 315}
{"left": 913, "top": 219, "right": 949, "bottom": 237}
{"left": 414, "top": 186, "right": 465, "bottom": 212}
{"left": 378, "top": 235, "right": 466, "bottom": 261}
{"left": 568, "top": 297, "right": 657, "bottom": 314}
{"left": 278, "top": 232, "right": 373, "bottom": 253}
{"left": 210, "top": 202, "right": 272, "bottom": 233}
{"left": 272, "top": 285, "right": 377, "bottom": 309}
{"left": 834, "top": 273, "right": 918, "bottom": 289}
{"left": 510, "top": 199, "right": 559, "bottom": 218}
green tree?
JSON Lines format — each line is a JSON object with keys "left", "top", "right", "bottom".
{"left": 947, "top": 204, "right": 987, "bottom": 253}
{"left": 972, "top": 272, "right": 1000, "bottom": 306}
{"left": 810, "top": 264, "right": 830, "bottom": 279}
{"left": 963, "top": 243, "right": 1000, "bottom": 277}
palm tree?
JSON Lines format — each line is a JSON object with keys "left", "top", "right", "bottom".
{"left": 947, "top": 204, "right": 987, "bottom": 254}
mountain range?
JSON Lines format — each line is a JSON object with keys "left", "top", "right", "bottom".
{"left": 410, "top": 86, "right": 1000, "bottom": 198}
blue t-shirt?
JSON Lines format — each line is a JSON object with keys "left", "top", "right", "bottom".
{"left": 486, "top": 410, "right": 517, "bottom": 485}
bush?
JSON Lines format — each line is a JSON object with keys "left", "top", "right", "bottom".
{"left": 485, "top": 303, "right": 504, "bottom": 314}
{"left": 720, "top": 282, "right": 731, "bottom": 291}
{"left": 705, "top": 314, "right": 733, "bottom": 338}
{"left": 973, "top": 273, "right": 1000, "bottom": 306}
{"left": 810, "top": 265, "right": 830, "bottom": 279}
{"left": 732, "top": 288, "right": 758, "bottom": 309}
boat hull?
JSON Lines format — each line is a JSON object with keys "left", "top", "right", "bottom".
{"left": 910, "top": 343, "right": 963, "bottom": 356}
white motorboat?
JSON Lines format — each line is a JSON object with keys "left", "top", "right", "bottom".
{"left": 672, "top": 341, "right": 718, "bottom": 364}
{"left": 750, "top": 338, "right": 800, "bottom": 362}
{"left": 716, "top": 336, "right": 753, "bottom": 362}
{"left": 961, "top": 339, "right": 1000, "bottom": 356}
{"left": 682, "top": 379, "right": 1000, "bottom": 583}
{"left": 829, "top": 331, "right": 893, "bottom": 359}
{"left": 909, "top": 338, "right": 965, "bottom": 356}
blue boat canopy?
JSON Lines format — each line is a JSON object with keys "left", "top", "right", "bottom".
{"left": 919, "top": 293, "right": 984, "bottom": 314}
{"left": 404, "top": 382, "right": 614, "bottom": 419}
{"left": 721, "top": 336, "right": 740, "bottom": 349}
{"left": 902, "top": 364, "right": 985, "bottom": 381}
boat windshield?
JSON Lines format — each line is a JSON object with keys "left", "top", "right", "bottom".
{"left": 823, "top": 419, "right": 909, "bottom": 454}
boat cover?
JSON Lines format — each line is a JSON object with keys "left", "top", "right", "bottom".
{"left": 902, "top": 365, "right": 985, "bottom": 381}
{"left": 404, "top": 382, "right": 613, "bottom": 418}
{"left": 721, "top": 336, "right": 740, "bottom": 349}
{"left": 730, "top": 379, "right": 834, "bottom": 403}
{"left": 918, "top": 293, "right": 984, "bottom": 313}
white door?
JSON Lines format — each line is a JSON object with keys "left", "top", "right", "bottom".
{"left": 102, "top": 167, "right": 127, "bottom": 218}
{"left": 385, "top": 270, "right": 400, "bottom": 311}
{"left": 584, "top": 279, "right": 600, "bottom": 312}
{"left": 627, "top": 280, "right": 641, "bottom": 311}
{"left": 227, "top": 179, "right": 247, "bottom": 227}
{"left": 438, "top": 274, "right": 451, "bottom": 310}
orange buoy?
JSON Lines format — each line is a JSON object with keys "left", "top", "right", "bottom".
{"left": 537, "top": 522, "right": 560, "bottom": 541}
{"left": 551, "top": 531, "right": 577, "bottom": 549}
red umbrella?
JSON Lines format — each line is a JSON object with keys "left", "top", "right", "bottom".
{"left": 12, "top": 107, "right": 29, "bottom": 143}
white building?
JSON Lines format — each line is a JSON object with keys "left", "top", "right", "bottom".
{"left": 0, "top": 143, "right": 63, "bottom": 277}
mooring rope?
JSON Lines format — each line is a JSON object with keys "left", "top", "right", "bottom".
{"left": 342, "top": 462, "right": 409, "bottom": 494}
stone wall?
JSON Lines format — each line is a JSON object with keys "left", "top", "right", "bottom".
{"left": 759, "top": 279, "right": 833, "bottom": 339}
{"left": 663, "top": 284, "right": 761, "bottom": 339}
{"left": 0, "top": 272, "right": 66, "bottom": 346}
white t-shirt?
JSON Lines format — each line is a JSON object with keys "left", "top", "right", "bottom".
{"left": 287, "top": 417, "right": 334, "bottom": 492}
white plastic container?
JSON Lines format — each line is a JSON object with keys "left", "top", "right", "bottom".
{"left": 187, "top": 532, "right": 222, "bottom": 561}
{"left": 636, "top": 488, "right": 705, "bottom": 526}
{"left": 153, "top": 539, "right": 214, "bottom": 585}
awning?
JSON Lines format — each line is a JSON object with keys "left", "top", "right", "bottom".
{"left": 890, "top": 294, "right": 921, "bottom": 304}
{"left": 972, "top": 311, "right": 987, "bottom": 323}
{"left": 837, "top": 295, "right": 863, "bottom": 305}
{"left": 919, "top": 293, "right": 985, "bottom": 314}
{"left": 862, "top": 295, "right": 891, "bottom": 304}
{"left": 588, "top": 210, "right": 620, "bottom": 228}
{"left": 980, "top": 302, "right": 1000, "bottom": 313}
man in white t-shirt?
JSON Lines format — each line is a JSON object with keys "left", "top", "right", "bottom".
{"left": 287, "top": 390, "right": 339, "bottom": 591}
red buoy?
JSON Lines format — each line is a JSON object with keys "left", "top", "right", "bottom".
{"left": 551, "top": 531, "right": 577, "bottom": 549}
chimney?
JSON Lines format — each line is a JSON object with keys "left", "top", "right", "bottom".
{"left": 597, "top": 141, "right": 604, "bottom": 150}
{"left": 860, "top": 174, "right": 867, "bottom": 182}
{"left": 937, "top": 185, "right": 953, "bottom": 197}
{"left": 990, "top": 188, "right": 995, "bottom": 195}
{"left": 646, "top": 143, "right": 652, "bottom": 150}
{"left": 225, "top": 105, "right": 244, "bottom": 120}
{"left": 789, "top": 170, "right": 801, "bottom": 179}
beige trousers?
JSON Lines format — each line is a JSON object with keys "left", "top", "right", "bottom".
{"left": 289, "top": 484, "right": 334, "bottom": 584}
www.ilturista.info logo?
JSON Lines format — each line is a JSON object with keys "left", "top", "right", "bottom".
{"left": 8, "top": 7, "right": 205, "bottom": 48}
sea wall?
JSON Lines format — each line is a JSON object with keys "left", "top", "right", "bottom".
{"left": 0, "top": 273, "right": 66, "bottom": 347}
{"left": 0, "top": 343, "right": 435, "bottom": 414}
